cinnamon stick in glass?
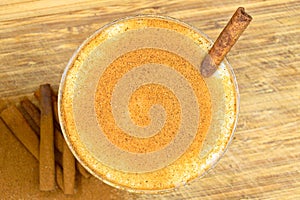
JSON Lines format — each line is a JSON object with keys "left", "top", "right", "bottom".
{"left": 39, "top": 84, "right": 55, "bottom": 191}
{"left": 201, "top": 7, "right": 252, "bottom": 77}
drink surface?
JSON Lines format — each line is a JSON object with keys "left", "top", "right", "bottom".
{"left": 59, "top": 15, "right": 238, "bottom": 192}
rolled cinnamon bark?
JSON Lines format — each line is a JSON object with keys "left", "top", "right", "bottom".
{"left": 55, "top": 149, "right": 63, "bottom": 166}
{"left": 34, "top": 87, "right": 57, "bottom": 102}
{"left": 19, "top": 98, "right": 40, "bottom": 135}
{"left": 54, "top": 129, "right": 64, "bottom": 153}
{"left": 20, "top": 97, "right": 40, "bottom": 128}
{"left": 0, "top": 105, "right": 39, "bottom": 160}
{"left": 63, "top": 141, "right": 76, "bottom": 194}
{"left": 76, "top": 162, "right": 91, "bottom": 178}
{"left": 35, "top": 87, "right": 61, "bottom": 130}
{"left": 55, "top": 165, "right": 64, "bottom": 191}
{"left": 39, "top": 84, "right": 55, "bottom": 191}
{"left": 0, "top": 99, "right": 9, "bottom": 111}
{"left": 201, "top": 7, "right": 252, "bottom": 77}
{"left": 52, "top": 98, "right": 60, "bottom": 128}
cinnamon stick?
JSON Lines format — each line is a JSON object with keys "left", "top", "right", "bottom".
{"left": 55, "top": 149, "right": 63, "bottom": 167}
{"left": 35, "top": 87, "right": 61, "bottom": 130}
{"left": 39, "top": 84, "right": 55, "bottom": 191}
{"left": 34, "top": 87, "right": 57, "bottom": 102}
{"left": 20, "top": 97, "right": 40, "bottom": 128}
{"left": 55, "top": 129, "right": 64, "bottom": 153}
{"left": 63, "top": 141, "right": 76, "bottom": 194}
{"left": 201, "top": 7, "right": 252, "bottom": 77}
{"left": 19, "top": 100, "right": 40, "bottom": 135}
{"left": 55, "top": 165, "right": 64, "bottom": 192}
{"left": 53, "top": 98, "right": 60, "bottom": 127}
{"left": 55, "top": 129, "right": 91, "bottom": 178}
{"left": 76, "top": 162, "right": 91, "bottom": 178}
{"left": 0, "top": 100, "right": 11, "bottom": 145}
{"left": 0, "top": 99, "right": 10, "bottom": 113}
{"left": 1, "top": 105, "right": 39, "bottom": 160}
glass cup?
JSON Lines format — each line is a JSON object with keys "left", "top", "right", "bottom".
{"left": 58, "top": 15, "right": 239, "bottom": 193}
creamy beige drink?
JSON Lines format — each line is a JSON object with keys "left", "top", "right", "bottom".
{"left": 58, "top": 15, "right": 238, "bottom": 193}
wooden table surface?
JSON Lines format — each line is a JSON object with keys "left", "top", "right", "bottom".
{"left": 0, "top": 0, "right": 299, "bottom": 199}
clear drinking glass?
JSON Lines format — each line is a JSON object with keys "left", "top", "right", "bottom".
{"left": 58, "top": 15, "right": 239, "bottom": 193}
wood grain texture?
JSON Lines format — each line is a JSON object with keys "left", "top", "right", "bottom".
{"left": 0, "top": 0, "right": 299, "bottom": 199}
